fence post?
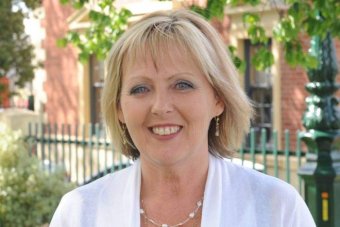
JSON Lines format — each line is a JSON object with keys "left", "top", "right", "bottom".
{"left": 284, "top": 130, "right": 290, "bottom": 183}
{"left": 298, "top": 31, "right": 340, "bottom": 227}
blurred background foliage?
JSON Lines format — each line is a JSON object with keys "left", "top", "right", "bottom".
{"left": 0, "top": 124, "right": 75, "bottom": 227}
{"left": 191, "top": 0, "right": 340, "bottom": 70}
{"left": 57, "top": 0, "right": 131, "bottom": 62}
{"left": 60, "top": 0, "right": 339, "bottom": 72}
{"left": 0, "top": 0, "right": 41, "bottom": 87}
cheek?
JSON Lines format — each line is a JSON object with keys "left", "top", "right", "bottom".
{"left": 120, "top": 99, "right": 148, "bottom": 126}
{"left": 184, "top": 94, "right": 216, "bottom": 116}
{"left": 185, "top": 98, "right": 217, "bottom": 130}
{"left": 180, "top": 101, "right": 212, "bottom": 126}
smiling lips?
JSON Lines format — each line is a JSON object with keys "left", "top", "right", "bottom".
{"left": 151, "top": 126, "right": 181, "bottom": 136}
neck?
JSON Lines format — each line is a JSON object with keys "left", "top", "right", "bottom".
{"left": 140, "top": 152, "right": 209, "bottom": 200}
{"left": 139, "top": 153, "right": 208, "bottom": 227}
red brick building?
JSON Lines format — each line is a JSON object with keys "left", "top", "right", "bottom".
{"left": 41, "top": 1, "right": 79, "bottom": 124}
{"left": 0, "top": 77, "right": 10, "bottom": 108}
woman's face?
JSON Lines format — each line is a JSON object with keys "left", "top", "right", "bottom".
{"left": 118, "top": 49, "right": 224, "bottom": 167}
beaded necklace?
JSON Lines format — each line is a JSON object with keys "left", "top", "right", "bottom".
{"left": 140, "top": 197, "right": 203, "bottom": 227}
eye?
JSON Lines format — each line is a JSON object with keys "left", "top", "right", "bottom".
{"left": 130, "top": 85, "right": 149, "bottom": 95}
{"left": 175, "top": 80, "right": 194, "bottom": 90}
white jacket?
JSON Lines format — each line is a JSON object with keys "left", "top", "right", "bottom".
{"left": 50, "top": 154, "right": 316, "bottom": 227}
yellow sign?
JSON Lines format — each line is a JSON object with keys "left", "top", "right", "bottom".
{"left": 321, "top": 192, "right": 329, "bottom": 222}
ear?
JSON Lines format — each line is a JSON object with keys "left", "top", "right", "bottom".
{"left": 118, "top": 103, "right": 125, "bottom": 123}
{"left": 214, "top": 96, "right": 225, "bottom": 116}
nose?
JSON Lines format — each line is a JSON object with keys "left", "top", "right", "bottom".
{"left": 151, "top": 89, "right": 173, "bottom": 115}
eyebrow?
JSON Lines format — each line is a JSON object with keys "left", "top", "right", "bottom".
{"left": 126, "top": 72, "right": 195, "bottom": 83}
{"left": 169, "top": 72, "right": 195, "bottom": 79}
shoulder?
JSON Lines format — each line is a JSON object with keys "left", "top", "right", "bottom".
{"left": 215, "top": 157, "right": 315, "bottom": 226}
{"left": 63, "top": 164, "right": 134, "bottom": 206}
{"left": 221, "top": 157, "right": 296, "bottom": 197}
{"left": 50, "top": 164, "right": 137, "bottom": 226}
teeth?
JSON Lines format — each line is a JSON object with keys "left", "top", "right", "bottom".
{"left": 152, "top": 126, "right": 180, "bottom": 136}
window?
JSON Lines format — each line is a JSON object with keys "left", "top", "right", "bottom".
{"left": 244, "top": 39, "right": 273, "bottom": 145}
{"left": 89, "top": 55, "right": 104, "bottom": 124}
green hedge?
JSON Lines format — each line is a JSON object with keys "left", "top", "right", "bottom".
{"left": 0, "top": 124, "right": 75, "bottom": 227}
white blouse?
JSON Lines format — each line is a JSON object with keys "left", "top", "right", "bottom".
{"left": 50, "top": 154, "right": 316, "bottom": 227}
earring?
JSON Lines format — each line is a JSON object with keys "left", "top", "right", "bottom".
{"left": 122, "top": 124, "right": 127, "bottom": 145}
{"left": 215, "top": 116, "right": 220, "bottom": 137}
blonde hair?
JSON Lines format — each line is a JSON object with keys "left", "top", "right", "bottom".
{"left": 101, "top": 9, "right": 253, "bottom": 159}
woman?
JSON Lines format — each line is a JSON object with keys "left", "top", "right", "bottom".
{"left": 50, "top": 9, "right": 315, "bottom": 227}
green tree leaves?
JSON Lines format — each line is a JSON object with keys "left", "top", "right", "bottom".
{"left": 226, "top": 0, "right": 260, "bottom": 6}
{"left": 0, "top": 0, "right": 40, "bottom": 87}
{"left": 228, "top": 45, "right": 246, "bottom": 72}
{"left": 192, "top": 0, "right": 339, "bottom": 70}
{"left": 242, "top": 13, "right": 273, "bottom": 70}
{"left": 58, "top": 0, "right": 131, "bottom": 62}
{"left": 243, "top": 13, "right": 268, "bottom": 44}
{"left": 59, "top": 0, "right": 339, "bottom": 71}
{"left": 190, "top": 0, "right": 228, "bottom": 19}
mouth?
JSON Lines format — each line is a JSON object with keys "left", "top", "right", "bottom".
{"left": 149, "top": 125, "right": 182, "bottom": 136}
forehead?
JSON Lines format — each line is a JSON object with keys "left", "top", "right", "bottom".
{"left": 123, "top": 44, "right": 199, "bottom": 76}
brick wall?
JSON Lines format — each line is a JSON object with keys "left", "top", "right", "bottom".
{"left": 280, "top": 36, "right": 340, "bottom": 150}
{"left": 42, "top": 0, "right": 79, "bottom": 124}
